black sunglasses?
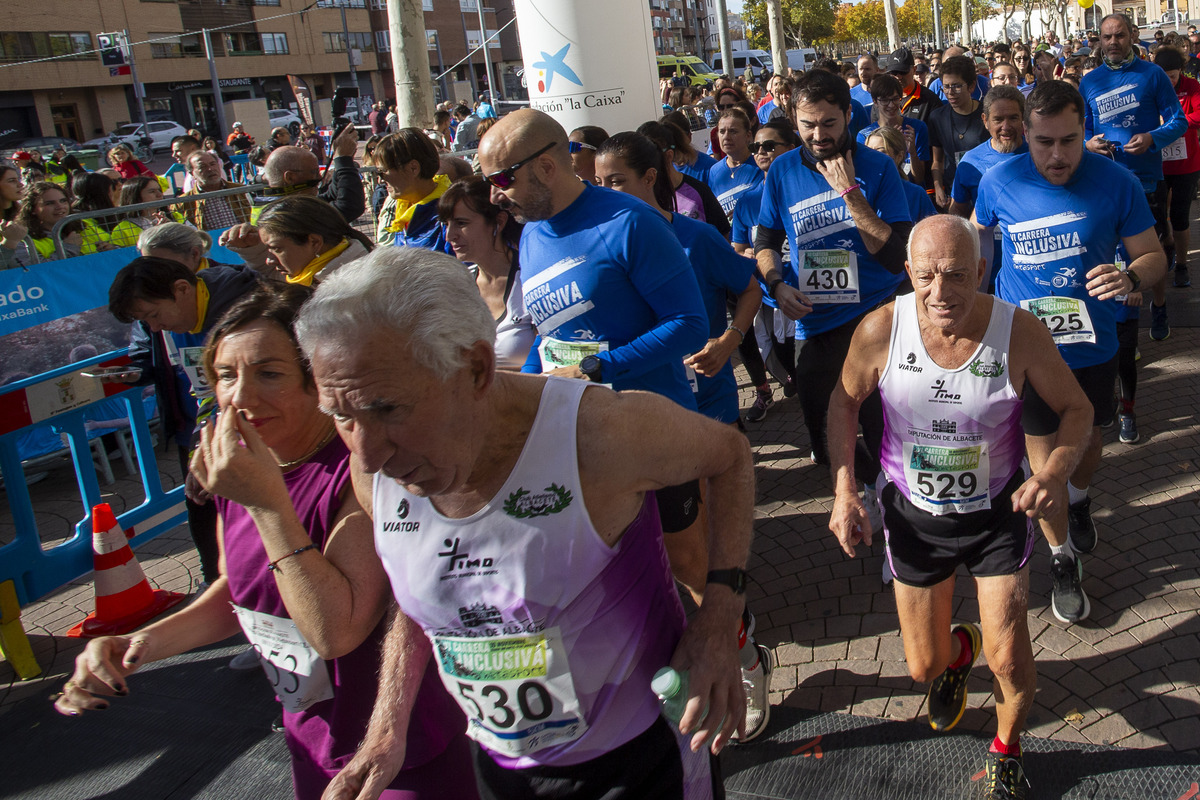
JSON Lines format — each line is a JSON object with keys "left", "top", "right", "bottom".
{"left": 749, "top": 140, "right": 786, "bottom": 154}
{"left": 485, "top": 141, "right": 557, "bottom": 189}
{"left": 717, "top": 102, "right": 737, "bottom": 110}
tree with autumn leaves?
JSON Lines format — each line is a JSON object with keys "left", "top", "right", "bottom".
{"left": 745, "top": 0, "right": 998, "bottom": 49}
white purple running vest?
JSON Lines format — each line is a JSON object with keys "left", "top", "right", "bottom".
{"left": 374, "top": 378, "right": 711, "bottom": 795}
{"left": 878, "top": 295, "right": 1025, "bottom": 515}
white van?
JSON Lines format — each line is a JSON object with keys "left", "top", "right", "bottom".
{"left": 710, "top": 49, "right": 774, "bottom": 80}
{"left": 785, "top": 48, "right": 818, "bottom": 73}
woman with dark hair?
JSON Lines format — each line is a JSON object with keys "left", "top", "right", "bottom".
{"left": 56, "top": 282, "right": 478, "bottom": 800}
{"left": 707, "top": 107, "right": 763, "bottom": 219}
{"left": 710, "top": 86, "right": 753, "bottom": 158}
{"left": 637, "top": 120, "right": 729, "bottom": 238}
{"left": 728, "top": 119, "right": 802, "bottom": 422}
{"left": 71, "top": 172, "right": 121, "bottom": 254}
{"left": 437, "top": 176, "right": 535, "bottom": 370}
{"left": 374, "top": 129, "right": 452, "bottom": 252}
{"left": 111, "top": 176, "right": 184, "bottom": 248}
{"left": 0, "top": 165, "right": 25, "bottom": 268}
{"left": 11, "top": 181, "right": 84, "bottom": 265}
{"left": 662, "top": 111, "right": 717, "bottom": 183}
{"left": 230, "top": 195, "right": 375, "bottom": 285}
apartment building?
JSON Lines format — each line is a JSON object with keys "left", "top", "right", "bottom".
{"left": 0, "top": 0, "right": 516, "bottom": 148}
{"left": 650, "top": 0, "right": 715, "bottom": 60}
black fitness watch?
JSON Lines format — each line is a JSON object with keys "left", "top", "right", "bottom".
{"left": 768, "top": 278, "right": 785, "bottom": 299}
{"left": 579, "top": 355, "right": 603, "bottom": 382}
{"left": 1125, "top": 268, "right": 1141, "bottom": 293}
{"left": 706, "top": 567, "right": 748, "bottom": 595}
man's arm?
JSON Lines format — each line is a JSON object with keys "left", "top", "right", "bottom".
{"left": 1088, "top": 226, "right": 1167, "bottom": 301}
{"left": 319, "top": 158, "right": 367, "bottom": 224}
{"left": 755, "top": 227, "right": 813, "bottom": 321}
{"left": 970, "top": 210, "right": 996, "bottom": 287}
{"left": 931, "top": 145, "right": 949, "bottom": 208}
{"left": 1146, "top": 72, "right": 1188, "bottom": 153}
{"left": 1008, "top": 311, "right": 1092, "bottom": 518}
{"left": 827, "top": 306, "right": 891, "bottom": 557}
{"left": 578, "top": 388, "right": 755, "bottom": 755}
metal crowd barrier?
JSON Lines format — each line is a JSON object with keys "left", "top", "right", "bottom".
{"left": 47, "top": 183, "right": 266, "bottom": 260}
{"left": 0, "top": 349, "right": 186, "bottom": 606}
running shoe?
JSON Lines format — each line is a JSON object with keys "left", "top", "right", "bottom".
{"left": 782, "top": 376, "right": 798, "bottom": 398}
{"left": 1150, "top": 303, "right": 1169, "bottom": 341}
{"left": 1067, "top": 497, "right": 1097, "bottom": 553}
{"left": 744, "top": 389, "right": 775, "bottom": 423}
{"left": 862, "top": 485, "right": 882, "bottom": 534}
{"left": 1175, "top": 264, "right": 1191, "bottom": 288}
{"left": 733, "top": 643, "right": 773, "bottom": 743}
{"left": 927, "top": 621, "right": 982, "bottom": 732}
{"left": 1050, "top": 554, "right": 1090, "bottom": 623}
{"left": 1118, "top": 412, "right": 1140, "bottom": 444}
{"left": 983, "top": 751, "right": 1030, "bottom": 799}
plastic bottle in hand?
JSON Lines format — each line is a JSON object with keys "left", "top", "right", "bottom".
{"left": 652, "top": 666, "right": 691, "bottom": 725}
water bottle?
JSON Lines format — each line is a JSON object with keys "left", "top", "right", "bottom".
{"left": 652, "top": 666, "right": 691, "bottom": 725}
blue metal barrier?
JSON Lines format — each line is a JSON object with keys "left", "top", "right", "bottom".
{"left": 0, "top": 350, "right": 186, "bottom": 606}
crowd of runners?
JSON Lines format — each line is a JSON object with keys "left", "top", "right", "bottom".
{"left": 27, "top": 12, "right": 1198, "bottom": 800}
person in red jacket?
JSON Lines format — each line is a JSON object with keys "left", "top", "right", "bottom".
{"left": 107, "top": 144, "right": 156, "bottom": 180}
{"left": 1154, "top": 46, "right": 1198, "bottom": 289}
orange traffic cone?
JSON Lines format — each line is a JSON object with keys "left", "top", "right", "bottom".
{"left": 67, "top": 503, "right": 186, "bottom": 638}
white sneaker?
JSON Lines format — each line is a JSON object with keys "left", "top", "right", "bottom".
{"left": 732, "top": 644, "right": 772, "bottom": 743}
{"left": 863, "top": 485, "right": 882, "bottom": 534}
{"left": 229, "top": 647, "right": 261, "bottom": 670}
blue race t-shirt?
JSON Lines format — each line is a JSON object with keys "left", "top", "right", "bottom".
{"left": 756, "top": 145, "right": 911, "bottom": 338}
{"left": 902, "top": 180, "right": 936, "bottom": 223}
{"left": 952, "top": 138, "right": 1029, "bottom": 290}
{"left": 708, "top": 158, "right": 765, "bottom": 218}
{"left": 519, "top": 183, "right": 707, "bottom": 409}
{"left": 731, "top": 185, "right": 794, "bottom": 311}
{"left": 1080, "top": 57, "right": 1187, "bottom": 190}
{"left": 851, "top": 83, "right": 873, "bottom": 117}
{"left": 393, "top": 202, "right": 452, "bottom": 255}
{"left": 849, "top": 99, "right": 869, "bottom": 140}
{"left": 671, "top": 213, "right": 755, "bottom": 423}
{"left": 679, "top": 151, "right": 717, "bottom": 185}
{"left": 975, "top": 151, "right": 1156, "bottom": 369}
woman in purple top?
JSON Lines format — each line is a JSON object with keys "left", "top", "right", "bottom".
{"left": 55, "top": 285, "right": 476, "bottom": 800}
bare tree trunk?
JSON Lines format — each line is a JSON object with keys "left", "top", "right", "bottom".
{"left": 766, "top": 0, "right": 789, "bottom": 77}
{"left": 389, "top": 0, "right": 436, "bottom": 129}
{"left": 962, "top": 0, "right": 972, "bottom": 43}
{"left": 884, "top": 0, "right": 901, "bottom": 51}
{"left": 714, "top": 0, "right": 734, "bottom": 80}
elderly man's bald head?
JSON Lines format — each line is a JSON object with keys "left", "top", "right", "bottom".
{"left": 908, "top": 214, "right": 981, "bottom": 271}
{"left": 262, "top": 145, "right": 320, "bottom": 189}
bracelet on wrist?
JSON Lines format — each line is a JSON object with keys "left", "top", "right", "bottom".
{"left": 726, "top": 324, "right": 746, "bottom": 343}
{"left": 268, "top": 544, "right": 317, "bottom": 573}
{"left": 840, "top": 184, "right": 861, "bottom": 198}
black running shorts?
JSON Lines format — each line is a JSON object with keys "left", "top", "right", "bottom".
{"left": 1021, "top": 355, "right": 1114, "bottom": 435}
{"left": 881, "top": 469, "right": 1035, "bottom": 588}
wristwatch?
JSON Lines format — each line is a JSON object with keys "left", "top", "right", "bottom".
{"left": 706, "top": 567, "right": 748, "bottom": 595}
{"left": 768, "top": 278, "right": 785, "bottom": 299}
{"left": 579, "top": 355, "right": 603, "bottom": 382}
{"left": 1124, "top": 268, "right": 1141, "bottom": 292}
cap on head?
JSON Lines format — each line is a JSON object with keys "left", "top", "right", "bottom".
{"left": 887, "top": 47, "right": 915, "bottom": 74}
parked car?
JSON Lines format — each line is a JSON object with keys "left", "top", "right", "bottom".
{"left": 268, "top": 109, "right": 303, "bottom": 138}
{"left": 710, "top": 50, "right": 774, "bottom": 80}
{"left": 84, "top": 121, "right": 189, "bottom": 156}
{"left": 1, "top": 136, "right": 84, "bottom": 160}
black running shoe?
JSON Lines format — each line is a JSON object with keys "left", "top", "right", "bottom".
{"left": 1050, "top": 553, "right": 1090, "bottom": 623}
{"left": 927, "top": 622, "right": 981, "bottom": 732}
{"left": 984, "top": 751, "right": 1030, "bottom": 799}
{"left": 1067, "top": 497, "right": 1097, "bottom": 553}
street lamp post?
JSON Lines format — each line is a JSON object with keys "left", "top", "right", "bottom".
{"left": 339, "top": 0, "right": 361, "bottom": 120}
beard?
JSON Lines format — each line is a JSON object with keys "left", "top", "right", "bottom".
{"left": 497, "top": 171, "right": 556, "bottom": 223}
{"left": 992, "top": 135, "right": 1022, "bottom": 154}
{"left": 805, "top": 129, "right": 850, "bottom": 162}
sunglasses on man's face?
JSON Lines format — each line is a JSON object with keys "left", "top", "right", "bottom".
{"left": 484, "top": 141, "right": 557, "bottom": 189}
{"left": 749, "top": 140, "right": 786, "bottom": 154}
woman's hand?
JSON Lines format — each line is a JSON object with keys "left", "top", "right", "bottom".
{"left": 53, "top": 635, "right": 153, "bottom": 716}
{"left": 190, "top": 409, "right": 290, "bottom": 511}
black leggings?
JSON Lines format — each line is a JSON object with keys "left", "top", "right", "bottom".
{"left": 729, "top": 295, "right": 768, "bottom": 387}
{"left": 1116, "top": 318, "right": 1138, "bottom": 404}
{"left": 177, "top": 444, "right": 220, "bottom": 583}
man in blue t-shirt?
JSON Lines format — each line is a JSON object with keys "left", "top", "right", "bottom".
{"left": 754, "top": 69, "right": 912, "bottom": 491}
{"left": 973, "top": 81, "right": 1167, "bottom": 626}
{"left": 949, "top": 85, "right": 1029, "bottom": 291}
{"left": 1081, "top": 13, "right": 1187, "bottom": 340}
{"left": 851, "top": 54, "right": 879, "bottom": 116}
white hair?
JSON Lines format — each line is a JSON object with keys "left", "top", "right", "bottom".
{"left": 295, "top": 246, "right": 497, "bottom": 376}
{"left": 137, "top": 222, "right": 212, "bottom": 256}
{"left": 907, "top": 214, "right": 980, "bottom": 268}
